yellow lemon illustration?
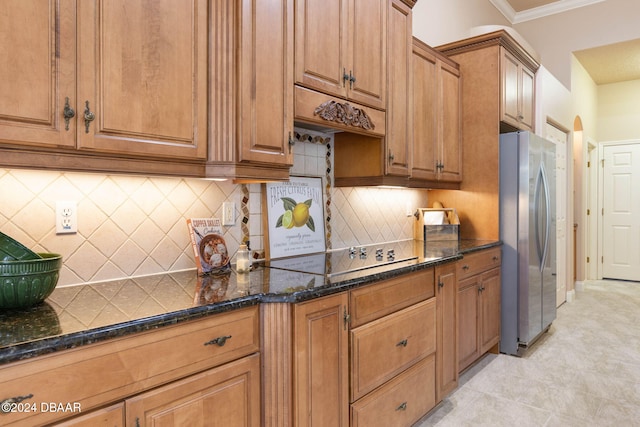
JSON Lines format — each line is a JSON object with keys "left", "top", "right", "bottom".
{"left": 292, "top": 203, "right": 310, "bottom": 227}
{"left": 282, "top": 210, "right": 295, "bottom": 229}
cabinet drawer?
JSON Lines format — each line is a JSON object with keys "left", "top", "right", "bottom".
{"left": 457, "top": 247, "right": 501, "bottom": 280}
{"left": 350, "top": 269, "right": 435, "bottom": 328}
{"left": 0, "top": 306, "right": 259, "bottom": 427}
{"left": 351, "top": 299, "right": 436, "bottom": 401}
{"left": 351, "top": 354, "right": 436, "bottom": 427}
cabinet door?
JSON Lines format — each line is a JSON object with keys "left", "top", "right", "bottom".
{"left": 126, "top": 354, "right": 261, "bottom": 427}
{"left": 294, "top": 0, "right": 348, "bottom": 99}
{"left": 457, "top": 276, "right": 480, "bottom": 372}
{"left": 439, "top": 61, "right": 462, "bottom": 182}
{"left": 480, "top": 267, "right": 501, "bottom": 353}
{"left": 348, "top": 0, "right": 387, "bottom": 109}
{"left": 293, "top": 293, "right": 349, "bottom": 427}
{"left": 385, "top": 0, "right": 412, "bottom": 177}
{"left": 238, "top": 0, "right": 294, "bottom": 166}
{"left": 0, "top": 0, "right": 75, "bottom": 149}
{"left": 77, "top": 0, "right": 207, "bottom": 160}
{"left": 54, "top": 403, "right": 124, "bottom": 427}
{"left": 519, "top": 65, "right": 535, "bottom": 131}
{"left": 411, "top": 43, "right": 438, "bottom": 181}
{"left": 435, "top": 263, "right": 458, "bottom": 402}
{"left": 501, "top": 49, "right": 520, "bottom": 129}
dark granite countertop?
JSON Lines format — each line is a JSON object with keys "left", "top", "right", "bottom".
{"left": 0, "top": 239, "right": 500, "bottom": 365}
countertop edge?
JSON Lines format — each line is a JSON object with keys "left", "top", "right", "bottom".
{"left": 1, "top": 240, "right": 501, "bottom": 365}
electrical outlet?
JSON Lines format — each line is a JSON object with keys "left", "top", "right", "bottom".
{"left": 56, "top": 201, "right": 78, "bottom": 234}
{"left": 222, "top": 202, "right": 235, "bottom": 226}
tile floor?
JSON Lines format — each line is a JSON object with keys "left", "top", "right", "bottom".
{"left": 415, "top": 279, "right": 640, "bottom": 426}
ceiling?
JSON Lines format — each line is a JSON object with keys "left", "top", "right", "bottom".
{"left": 493, "top": 0, "right": 640, "bottom": 84}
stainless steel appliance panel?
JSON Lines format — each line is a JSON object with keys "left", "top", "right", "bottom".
{"left": 500, "top": 131, "right": 556, "bottom": 356}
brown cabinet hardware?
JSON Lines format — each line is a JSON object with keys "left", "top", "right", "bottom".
{"left": 83, "top": 101, "right": 95, "bottom": 133}
{"left": 204, "top": 335, "right": 232, "bottom": 347}
{"left": 63, "top": 97, "right": 75, "bottom": 131}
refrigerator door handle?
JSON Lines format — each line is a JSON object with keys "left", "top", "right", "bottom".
{"left": 534, "top": 166, "right": 544, "bottom": 271}
{"left": 540, "top": 163, "right": 551, "bottom": 273}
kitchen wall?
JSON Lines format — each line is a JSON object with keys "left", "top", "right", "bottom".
{"left": 597, "top": 78, "right": 640, "bottom": 141}
{"left": 0, "top": 132, "right": 428, "bottom": 287}
{"left": 412, "top": 0, "right": 509, "bottom": 46}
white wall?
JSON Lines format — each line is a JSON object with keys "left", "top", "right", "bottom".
{"left": 598, "top": 79, "right": 640, "bottom": 141}
{"left": 514, "top": 0, "right": 640, "bottom": 89}
{"left": 570, "top": 56, "right": 599, "bottom": 282}
{"left": 412, "top": 0, "right": 510, "bottom": 46}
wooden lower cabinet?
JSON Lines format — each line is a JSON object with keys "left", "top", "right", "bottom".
{"left": 53, "top": 403, "right": 124, "bottom": 427}
{"left": 126, "top": 354, "right": 261, "bottom": 427}
{"left": 0, "top": 307, "right": 259, "bottom": 427}
{"left": 457, "top": 248, "right": 502, "bottom": 372}
{"left": 293, "top": 293, "right": 350, "bottom": 427}
{"left": 351, "top": 354, "right": 436, "bottom": 427}
{"left": 435, "top": 263, "right": 458, "bottom": 402}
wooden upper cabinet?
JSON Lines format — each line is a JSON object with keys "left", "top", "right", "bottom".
{"left": 0, "top": 1, "right": 75, "bottom": 149}
{"left": 0, "top": 0, "right": 207, "bottom": 175}
{"left": 295, "top": 0, "right": 387, "bottom": 110}
{"left": 411, "top": 38, "right": 462, "bottom": 186}
{"left": 77, "top": 0, "right": 207, "bottom": 159}
{"left": 385, "top": 0, "right": 413, "bottom": 177}
{"left": 500, "top": 47, "right": 535, "bottom": 132}
{"left": 210, "top": 0, "right": 294, "bottom": 180}
{"left": 439, "top": 61, "right": 462, "bottom": 182}
{"left": 411, "top": 43, "right": 438, "bottom": 181}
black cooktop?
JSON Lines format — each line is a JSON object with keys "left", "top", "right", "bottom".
{"left": 266, "top": 240, "right": 458, "bottom": 278}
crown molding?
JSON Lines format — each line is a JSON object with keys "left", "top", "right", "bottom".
{"left": 490, "top": 0, "right": 605, "bottom": 24}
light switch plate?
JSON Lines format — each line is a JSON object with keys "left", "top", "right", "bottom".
{"left": 222, "top": 202, "right": 235, "bottom": 226}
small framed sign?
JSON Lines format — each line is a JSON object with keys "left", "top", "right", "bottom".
{"left": 265, "top": 176, "right": 326, "bottom": 259}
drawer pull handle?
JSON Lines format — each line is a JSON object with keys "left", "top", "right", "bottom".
{"left": 396, "top": 402, "right": 407, "bottom": 411}
{"left": 204, "top": 335, "right": 232, "bottom": 347}
{"left": 462, "top": 265, "right": 469, "bottom": 270}
{"left": 493, "top": 256, "right": 499, "bottom": 261}
{"left": 396, "top": 339, "right": 408, "bottom": 347}
{"left": 1, "top": 394, "right": 34, "bottom": 412}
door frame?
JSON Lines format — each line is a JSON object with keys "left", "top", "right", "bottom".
{"left": 586, "top": 140, "right": 598, "bottom": 280}
{"left": 597, "top": 139, "right": 640, "bottom": 280}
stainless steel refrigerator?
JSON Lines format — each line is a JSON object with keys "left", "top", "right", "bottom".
{"left": 499, "top": 131, "right": 556, "bottom": 356}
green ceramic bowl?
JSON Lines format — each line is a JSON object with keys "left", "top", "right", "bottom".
{"left": 0, "top": 253, "right": 62, "bottom": 309}
{"left": 0, "top": 231, "right": 42, "bottom": 261}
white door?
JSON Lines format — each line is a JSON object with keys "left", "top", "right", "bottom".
{"left": 545, "top": 123, "right": 568, "bottom": 306}
{"left": 602, "top": 143, "right": 640, "bottom": 281}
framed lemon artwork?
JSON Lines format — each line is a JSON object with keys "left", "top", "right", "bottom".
{"left": 265, "top": 176, "right": 326, "bottom": 259}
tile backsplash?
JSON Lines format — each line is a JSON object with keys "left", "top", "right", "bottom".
{"left": 1, "top": 134, "right": 428, "bottom": 286}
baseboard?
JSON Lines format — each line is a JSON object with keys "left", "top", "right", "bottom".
{"left": 566, "top": 289, "right": 576, "bottom": 303}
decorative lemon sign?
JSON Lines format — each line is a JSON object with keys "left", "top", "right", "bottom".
{"left": 266, "top": 177, "right": 326, "bottom": 258}
{"left": 276, "top": 198, "right": 315, "bottom": 231}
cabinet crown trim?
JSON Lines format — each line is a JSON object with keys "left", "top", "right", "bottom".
{"left": 436, "top": 30, "right": 540, "bottom": 72}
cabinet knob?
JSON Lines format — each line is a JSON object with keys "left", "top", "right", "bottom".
{"left": 204, "top": 335, "right": 232, "bottom": 347}
{"left": 438, "top": 281, "right": 444, "bottom": 288}
{"left": 349, "top": 71, "right": 356, "bottom": 89}
{"left": 388, "top": 150, "right": 395, "bottom": 163}
{"left": 63, "top": 97, "right": 75, "bottom": 131}
{"left": 396, "top": 402, "right": 407, "bottom": 411}
{"left": 343, "top": 68, "right": 350, "bottom": 87}
{"left": 83, "top": 100, "right": 95, "bottom": 133}
{"left": 396, "top": 339, "right": 408, "bottom": 347}
{"left": 462, "top": 265, "right": 469, "bottom": 271}
{"left": 1, "top": 394, "right": 34, "bottom": 412}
